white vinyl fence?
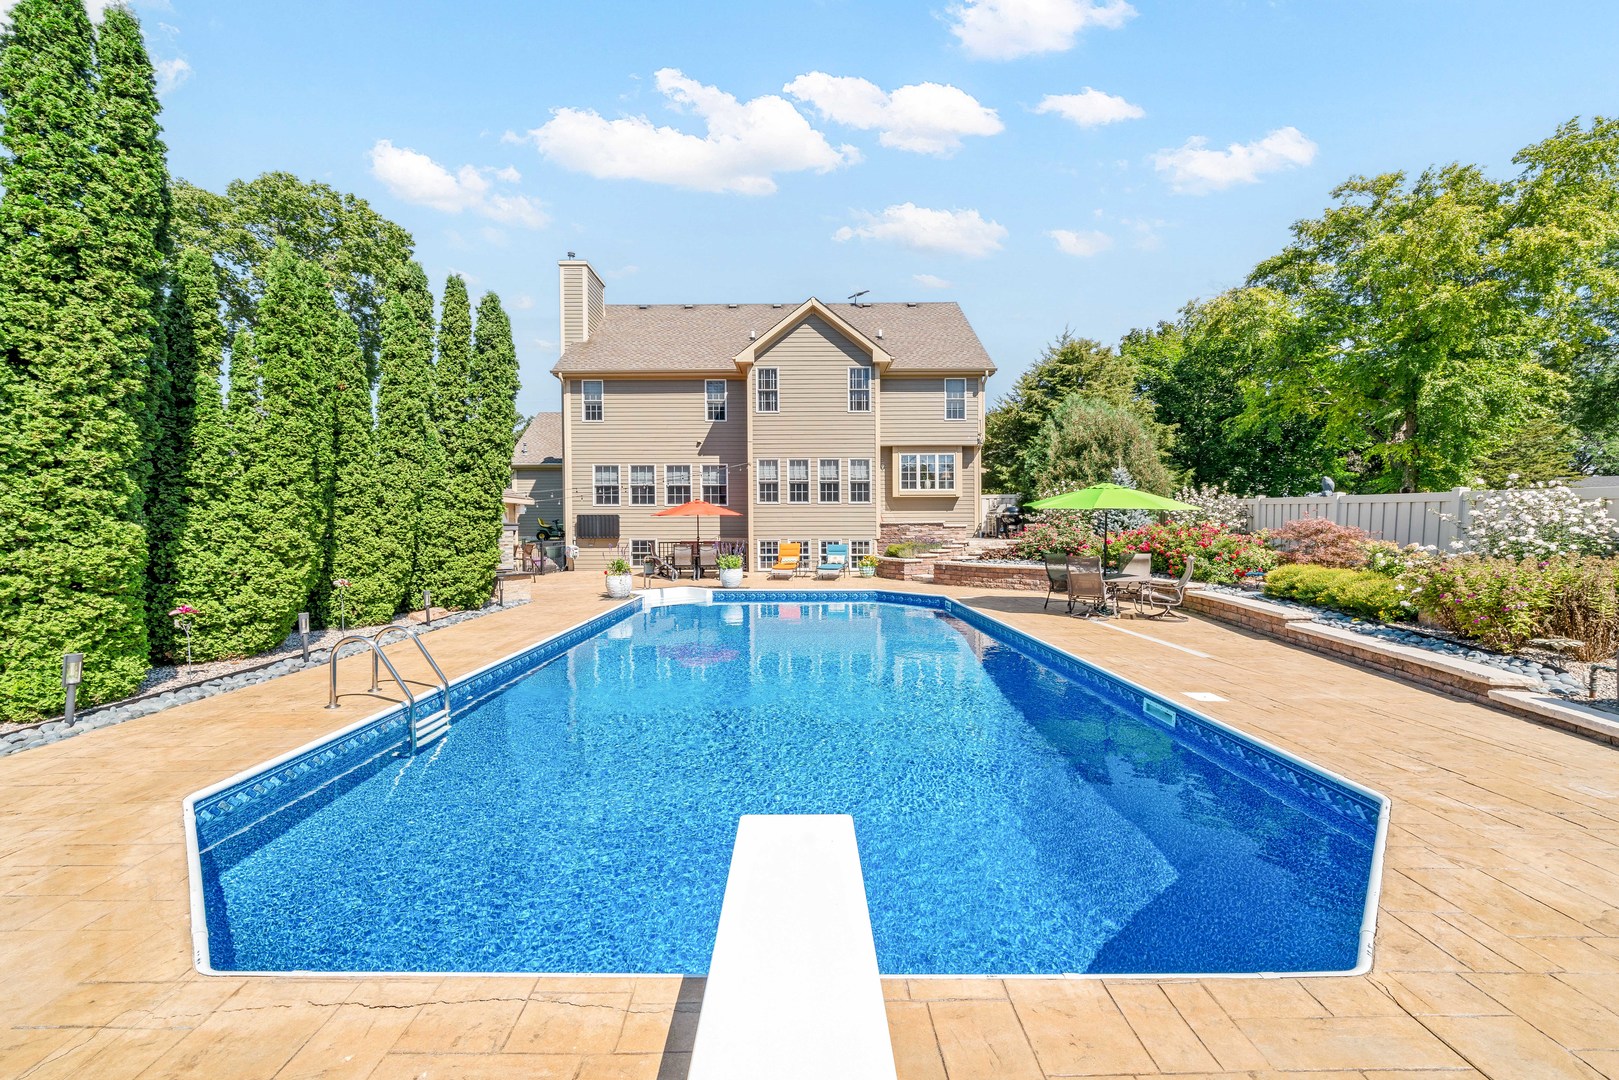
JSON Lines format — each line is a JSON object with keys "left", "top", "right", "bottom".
{"left": 1241, "top": 478, "right": 1619, "bottom": 549}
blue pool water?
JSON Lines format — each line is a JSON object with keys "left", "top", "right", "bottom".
{"left": 198, "top": 599, "right": 1380, "bottom": 975}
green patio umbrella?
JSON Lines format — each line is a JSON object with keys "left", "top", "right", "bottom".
{"left": 1027, "top": 483, "right": 1198, "bottom": 567}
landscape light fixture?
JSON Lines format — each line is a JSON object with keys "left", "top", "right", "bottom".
{"left": 423, "top": 589, "right": 432, "bottom": 627}
{"left": 62, "top": 653, "right": 83, "bottom": 725}
{"left": 496, "top": 577, "right": 505, "bottom": 608}
{"left": 298, "top": 612, "right": 310, "bottom": 662}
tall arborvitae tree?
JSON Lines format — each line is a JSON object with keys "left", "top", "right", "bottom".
{"left": 376, "top": 261, "right": 441, "bottom": 611}
{"left": 224, "top": 246, "right": 331, "bottom": 655}
{"left": 432, "top": 274, "right": 481, "bottom": 608}
{"left": 163, "top": 247, "right": 252, "bottom": 659}
{"left": 318, "top": 296, "right": 394, "bottom": 628}
{"left": 0, "top": 0, "right": 152, "bottom": 719}
{"left": 467, "top": 292, "right": 521, "bottom": 600}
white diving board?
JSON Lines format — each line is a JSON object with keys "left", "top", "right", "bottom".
{"left": 688, "top": 814, "right": 898, "bottom": 1080}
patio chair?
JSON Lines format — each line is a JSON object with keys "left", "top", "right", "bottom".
{"left": 1042, "top": 551, "right": 1069, "bottom": 611}
{"left": 1118, "top": 553, "right": 1152, "bottom": 578}
{"left": 698, "top": 542, "right": 718, "bottom": 579}
{"left": 817, "top": 543, "right": 849, "bottom": 579}
{"left": 1133, "top": 557, "right": 1195, "bottom": 619}
{"left": 1066, "top": 556, "right": 1114, "bottom": 617}
{"left": 769, "top": 542, "right": 801, "bottom": 579}
{"left": 671, "top": 544, "right": 696, "bottom": 580}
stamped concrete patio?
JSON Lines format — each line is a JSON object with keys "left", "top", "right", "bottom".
{"left": 2, "top": 570, "right": 1617, "bottom": 1080}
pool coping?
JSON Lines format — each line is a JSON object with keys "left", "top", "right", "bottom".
{"left": 182, "top": 586, "right": 1390, "bottom": 982}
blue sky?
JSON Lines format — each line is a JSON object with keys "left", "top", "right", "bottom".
{"left": 114, "top": 0, "right": 1619, "bottom": 414}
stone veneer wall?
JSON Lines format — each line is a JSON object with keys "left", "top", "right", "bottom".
{"left": 878, "top": 523, "right": 974, "bottom": 546}
{"left": 874, "top": 557, "right": 934, "bottom": 581}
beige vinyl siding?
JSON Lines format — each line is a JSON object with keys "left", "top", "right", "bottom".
{"left": 511, "top": 465, "right": 563, "bottom": 536}
{"left": 878, "top": 376, "right": 980, "bottom": 445}
{"left": 562, "top": 377, "right": 747, "bottom": 570}
{"left": 749, "top": 315, "right": 879, "bottom": 546}
{"left": 560, "top": 265, "right": 586, "bottom": 348}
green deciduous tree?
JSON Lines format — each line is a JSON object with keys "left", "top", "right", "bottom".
{"left": 0, "top": 0, "right": 160, "bottom": 718}
{"left": 1021, "top": 395, "right": 1174, "bottom": 500}
{"left": 171, "top": 172, "right": 414, "bottom": 377}
{"left": 1130, "top": 289, "right": 1342, "bottom": 495}
{"left": 1249, "top": 118, "right": 1619, "bottom": 492}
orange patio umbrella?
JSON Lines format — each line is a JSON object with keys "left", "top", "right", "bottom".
{"left": 653, "top": 498, "right": 742, "bottom": 551}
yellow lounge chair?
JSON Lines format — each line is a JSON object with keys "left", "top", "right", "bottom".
{"left": 769, "top": 542, "right": 801, "bottom": 579}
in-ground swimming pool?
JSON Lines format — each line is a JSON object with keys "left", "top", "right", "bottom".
{"left": 188, "top": 592, "right": 1385, "bottom": 976}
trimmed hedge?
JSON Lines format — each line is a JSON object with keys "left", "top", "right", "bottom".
{"left": 1263, "top": 564, "right": 1406, "bottom": 622}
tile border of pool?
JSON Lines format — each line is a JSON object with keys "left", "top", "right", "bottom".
{"left": 182, "top": 586, "right": 1390, "bottom": 982}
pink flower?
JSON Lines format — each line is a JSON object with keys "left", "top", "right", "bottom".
{"left": 168, "top": 605, "right": 197, "bottom": 617}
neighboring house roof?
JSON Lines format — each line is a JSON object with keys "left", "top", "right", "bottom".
{"left": 512, "top": 412, "right": 562, "bottom": 466}
{"left": 551, "top": 301, "right": 995, "bottom": 376}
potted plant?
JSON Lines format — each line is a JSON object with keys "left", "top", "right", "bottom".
{"left": 715, "top": 553, "right": 745, "bottom": 588}
{"left": 858, "top": 554, "right": 880, "bottom": 578}
{"left": 604, "top": 557, "right": 634, "bottom": 598}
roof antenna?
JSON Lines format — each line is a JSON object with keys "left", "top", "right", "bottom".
{"left": 848, "top": 290, "right": 868, "bottom": 307}
{"left": 566, "top": 251, "right": 577, "bottom": 259}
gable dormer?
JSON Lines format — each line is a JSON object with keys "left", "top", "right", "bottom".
{"left": 731, "top": 298, "right": 892, "bottom": 375}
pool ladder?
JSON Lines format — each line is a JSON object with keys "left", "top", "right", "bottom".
{"left": 326, "top": 627, "right": 452, "bottom": 752}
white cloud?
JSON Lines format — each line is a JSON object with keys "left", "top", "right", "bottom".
{"left": 913, "top": 273, "right": 953, "bottom": 289}
{"left": 512, "top": 294, "right": 535, "bottom": 311}
{"left": 154, "top": 57, "right": 190, "bottom": 94}
{"left": 1035, "top": 88, "right": 1143, "bottom": 128}
{"left": 783, "top": 73, "right": 1001, "bottom": 156}
{"left": 1049, "top": 229, "right": 1114, "bottom": 256}
{"left": 368, "top": 139, "right": 548, "bottom": 228}
{"left": 523, "top": 68, "right": 858, "bottom": 195}
{"left": 947, "top": 0, "right": 1136, "bottom": 60}
{"left": 1152, "top": 126, "right": 1317, "bottom": 193}
{"left": 834, "top": 203, "right": 1007, "bottom": 258}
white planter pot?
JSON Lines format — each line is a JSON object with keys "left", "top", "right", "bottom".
{"left": 717, "top": 567, "right": 745, "bottom": 589}
{"left": 858, "top": 566, "right": 877, "bottom": 577}
{"left": 604, "top": 574, "right": 633, "bottom": 599}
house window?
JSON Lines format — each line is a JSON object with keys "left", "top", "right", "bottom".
{"left": 850, "top": 540, "right": 872, "bottom": 559}
{"left": 630, "top": 539, "right": 656, "bottom": 564}
{"left": 898, "top": 452, "right": 957, "bottom": 492}
{"left": 593, "top": 464, "right": 620, "bottom": 505}
{"left": 665, "top": 464, "right": 691, "bottom": 505}
{"left": 819, "top": 459, "right": 840, "bottom": 503}
{"left": 756, "top": 369, "right": 778, "bottom": 413}
{"left": 787, "top": 459, "right": 810, "bottom": 503}
{"left": 945, "top": 378, "right": 966, "bottom": 420}
{"left": 582, "top": 380, "right": 604, "bottom": 422}
{"left": 848, "top": 368, "right": 871, "bottom": 412}
{"left": 630, "top": 465, "right": 656, "bottom": 506}
{"left": 706, "top": 380, "right": 727, "bottom": 422}
{"left": 849, "top": 459, "right": 871, "bottom": 503}
{"left": 757, "top": 539, "right": 779, "bottom": 571}
{"left": 756, "top": 459, "right": 779, "bottom": 504}
{"left": 702, "top": 464, "right": 727, "bottom": 505}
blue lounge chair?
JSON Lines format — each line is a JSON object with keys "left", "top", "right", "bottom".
{"left": 817, "top": 543, "right": 849, "bottom": 579}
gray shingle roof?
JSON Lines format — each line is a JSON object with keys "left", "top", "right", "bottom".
{"left": 512, "top": 412, "right": 562, "bottom": 466}
{"left": 550, "top": 301, "right": 995, "bottom": 376}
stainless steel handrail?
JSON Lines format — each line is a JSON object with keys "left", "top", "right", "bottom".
{"left": 326, "top": 635, "right": 422, "bottom": 751}
{"left": 370, "top": 626, "right": 450, "bottom": 710}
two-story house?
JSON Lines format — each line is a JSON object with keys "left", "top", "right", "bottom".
{"left": 552, "top": 258, "right": 996, "bottom": 572}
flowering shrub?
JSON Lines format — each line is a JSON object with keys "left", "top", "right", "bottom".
{"left": 1169, "top": 483, "right": 1251, "bottom": 530}
{"left": 1446, "top": 478, "right": 1619, "bottom": 558}
{"left": 1014, "top": 517, "right": 1276, "bottom": 584}
{"left": 1363, "top": 541, "right": 1435, "bottom": 578}
{"left": 1263, "top": 565, "right": 1406, "bottom": 622}
{"left": 1268, "top": 517, "right": 1373, "bottom": 568}
{"left": 1398, "top": 555, "right": 1619, "bottom": 659}
{"left": 1114, "top": 522, "right": 1277, "bottom": 584}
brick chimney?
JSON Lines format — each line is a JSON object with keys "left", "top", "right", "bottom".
{"left": 558, "top": 257, "right": 605, "bottom": 349}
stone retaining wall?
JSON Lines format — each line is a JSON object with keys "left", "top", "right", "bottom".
{"left": 875, "top": 557, "right": 934, "bottom": 581}
{"left": 931, "top": 561, "right": 1048, "bottom": 591}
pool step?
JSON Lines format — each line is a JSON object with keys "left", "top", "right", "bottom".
{"left": 689, "top": 814, "right": 897, "bottom": 1080}
{"left": 412, "top": 709, "right": 450, "bottom": 748}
